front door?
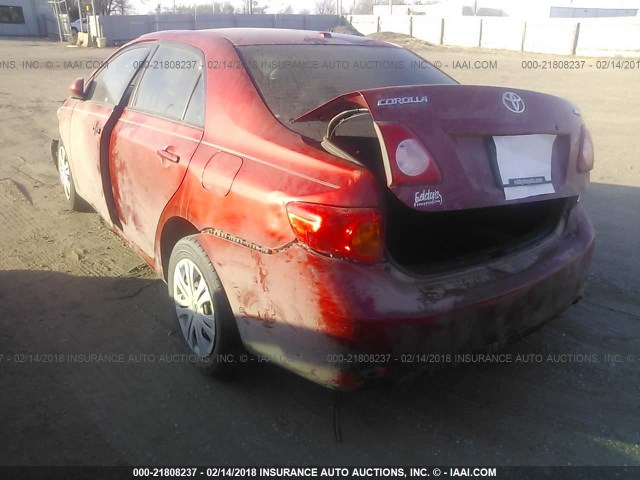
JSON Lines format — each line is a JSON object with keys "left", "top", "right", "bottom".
{"left": 68, "top": 46, "right": 151, "bottom": 224}
{"left": 110, "top": 44, "right": 205, "bottom": 258}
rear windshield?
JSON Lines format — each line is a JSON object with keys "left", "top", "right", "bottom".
{"left": 237, "top": 44, "right": 456, "bottom": 138}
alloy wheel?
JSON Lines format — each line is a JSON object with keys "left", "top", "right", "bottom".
{"left": 173, "top": 258, "right": 216, "bottom": 357}
{"left": 58, "top": 145, "right": 71, "bottom": 200}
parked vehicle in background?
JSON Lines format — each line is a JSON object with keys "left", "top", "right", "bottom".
{"left": 70, "top": 17, "right": 88, "bottom": 37}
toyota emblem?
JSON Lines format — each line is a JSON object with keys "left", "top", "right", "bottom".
{"left": 502, "top": 92, "right": 525, "bottom": 114}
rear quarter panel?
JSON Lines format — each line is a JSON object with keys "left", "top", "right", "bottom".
{"left": 156, "top": 38, "right": 381, "bottom": 260}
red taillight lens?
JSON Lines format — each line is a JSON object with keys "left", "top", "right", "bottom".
{"left": 376, "top": 123, "right": 442, "bottom": 185}
{"left": 286, "top": 202, "right": 383, "bottom": 264}
{"left": 577, "top": 126, "right": 594, "bottom": 173}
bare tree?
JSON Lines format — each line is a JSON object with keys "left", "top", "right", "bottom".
{"left": 110, "top": 0, "right": 131, "bottom": 15}
{"left": 353, "top": 0, "right": 375, "bottom": 14}
{"left": 243, "top": 0, "right": 267, "bottom": 14}
{"left": 209, "top": 1, "right": 235, "bottom": 14}
{"left": 171, "top": 4, "right": 196, "bottom": 13}
{"left": 315, "top": 0, "right": 335, "bottom": 14}
{"left": 91, "top": 0, "right": 112, "bottom": 15}
{"left": 279, "top": 5, "right": 294, "bottom": 14}
{"left": 90, "top": 0, "right": 131, "bottom": 15}
{"left": 253, "top": 1, "right": 268, "bottom": 14}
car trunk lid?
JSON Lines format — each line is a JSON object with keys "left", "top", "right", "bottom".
{"left": 293, "top": 84, "right": 589, "bottom": 212}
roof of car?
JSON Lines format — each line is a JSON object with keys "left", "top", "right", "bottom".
{"left": 138, "top": 28, "right": 394, "bottom": 47}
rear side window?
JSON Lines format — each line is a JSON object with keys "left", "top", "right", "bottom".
{"left": 183, "top": 74, "right": 205, "bottom": 126}
{"left": 85, "top": 47, "right": 149, "bottom": 105}
{"left": 132, "top": 45, "right": 202, "bottom": 121}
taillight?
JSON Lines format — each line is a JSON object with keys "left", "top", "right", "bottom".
{"left": 286, "top": 202, "right": 383, "bottom": 264}
{"left": 376, "top": 123, "right": 441, "bottom": 184}
{"left": 577, "top": 126, "right": 594, "bottom": 173}
{"left": 396, "top": 138, "right": 431, "bottom": 176}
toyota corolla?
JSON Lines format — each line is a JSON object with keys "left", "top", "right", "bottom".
{"left": 54, "top": 28, "right": 595, "bottom": 389}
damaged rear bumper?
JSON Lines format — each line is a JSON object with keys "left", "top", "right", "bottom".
{"left": 199, "top": 203, "right": 595, "bottom": 390}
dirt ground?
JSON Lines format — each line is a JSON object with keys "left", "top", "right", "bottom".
{"left": 0, "top": 37, "right": 638, "bottom": 467}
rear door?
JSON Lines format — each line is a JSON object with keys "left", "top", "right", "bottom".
{"left": 110, "top": 43, "right": 205, "bottom": 258}
{"left": 68, "top": 45, "right": 150, "bottom": 224}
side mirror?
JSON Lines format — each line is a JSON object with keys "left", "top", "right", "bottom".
{"left": 69, "top": 78, "right": 84, "bottom": 99}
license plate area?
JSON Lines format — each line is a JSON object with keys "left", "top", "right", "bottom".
{"left": 492, "top": 134, "right": 557, "bottom": 201}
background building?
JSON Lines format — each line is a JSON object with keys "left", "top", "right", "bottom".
{"left": 0, "top": 0, "right": 41, "bottom": 35}
{"left": 0, "top": 0, "right": 58, "bottom": 36}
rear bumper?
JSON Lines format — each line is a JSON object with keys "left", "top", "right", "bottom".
{"left": 199, "top": 203, "right": 595, "bottom": 390}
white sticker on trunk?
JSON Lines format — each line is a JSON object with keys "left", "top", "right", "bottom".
{"left": 493, "top": 134, "right": 556, "bottom": 201}
{"left": 414, "top": 189, "right": 443, "bottom": 207}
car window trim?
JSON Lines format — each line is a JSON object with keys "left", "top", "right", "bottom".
{"left": 181, "top": 73, "right": 205, "bottom": 127}
{"left": 120, "top": 42, "right": 160, "bottom": 107}
{"left": 121, "top": 106, "right": 205, "bottom": 131}
{"left": 83, "top": 44, "right": 154, "bottom": 107}
{"left": 128, "top": 41, "right": 205, "bottom": 126}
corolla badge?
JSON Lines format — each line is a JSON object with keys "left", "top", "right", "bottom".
{"left": 502, "top": 92, "right": 525, "bottom": 114}
{"left": 377, "top": 96, "right": 428, "bottom": 106}
{"left": 414, "top": 189, "right": 443, "bottom": 207}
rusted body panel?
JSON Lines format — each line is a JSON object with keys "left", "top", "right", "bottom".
{"left": 111, "top": 110, "right": 203, "bottom": 258}
{"left": 193, "top": 203, "right": 594, "bottom": 389}
{"left": 55, "top": 28, "right": 596, "bottom": 389}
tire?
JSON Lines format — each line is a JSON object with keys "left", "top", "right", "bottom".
{"left": 57, "top": 143, "right": 84, "bottom": 211}
{"left": 168, "top": 235, "right": 241, "bottom": 376}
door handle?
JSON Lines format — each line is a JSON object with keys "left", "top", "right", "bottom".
{"left": 91, "top": 124, "right": 102, "bottom": 135}
{"left": 157, "top": 146, "right": 180, "bottom": 164}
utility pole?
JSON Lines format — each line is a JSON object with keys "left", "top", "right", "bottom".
{"left": 91, "top": 0, "right": 100, "bottom": 37}
{"left": 76, "top": 0, "right": 82, "bottom": 32}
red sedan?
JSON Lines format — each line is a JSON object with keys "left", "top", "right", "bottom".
{"left": 54, "top": 28, "right": 595, "bottom": 389}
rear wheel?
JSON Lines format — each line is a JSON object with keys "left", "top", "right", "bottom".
{"left": 168, "top": 236, "right": 241, "bottom": 376}
{"left": 57, "top": 143, "right": 83, "bottom": 211}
